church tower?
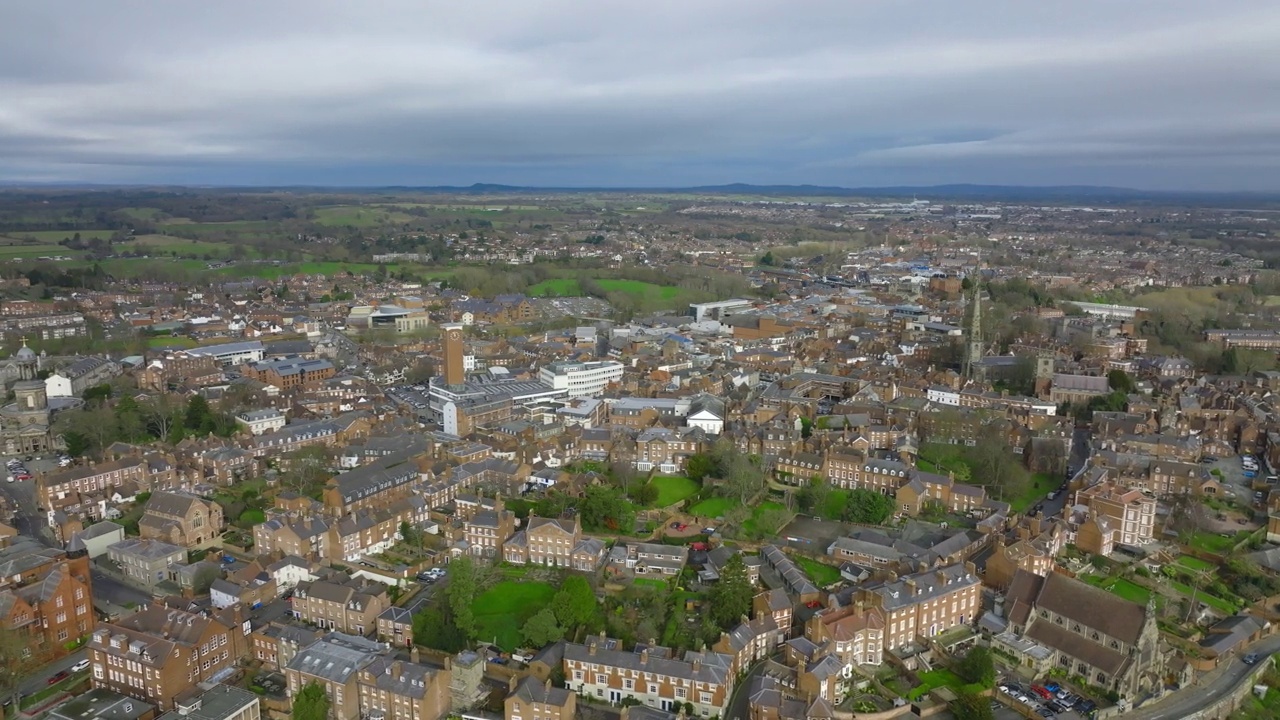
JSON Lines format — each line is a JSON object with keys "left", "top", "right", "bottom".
{"left": 963, "top": 285, "right": 984, "bottom": 380}
{"left": 1034, "top": 354, "right": 1055, "bottom": 399}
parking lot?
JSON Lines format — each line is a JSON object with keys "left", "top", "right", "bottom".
{"left": 1203, "top": 454, "right": 1273, "bottom": 522}
{"left": 998, "top": 677, "right": 1099, "bottom": 720}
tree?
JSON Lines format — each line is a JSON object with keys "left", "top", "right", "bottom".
{"left": 1107, "top": 369, "right": 1134, "bottom": 393}
{"left": 192, "top": 564, "right": 222, "bottom": 594}
{"left": 292, "top": 682, "right": 331, "bottom": 720}
{"left": 711, "top": 437, "right": 763, "bottom": 505}
{"left": 955, "top": 646, "right": 996, "bottom": 687}
{"left": 399, "top": 521, "right": 421, "bottom": 548}
{"left": 708, "top": 553, "right": 753, "bottom": 630}
{"left": 0, "top": 625, "right": 39, "bottom": 716}
{"left": 685, "top": 453, "right": 715, "bottom": 484}
{"left": 551, "top": 576, "right": 598, "bottom": 635}
{"left": 950, "top": 690, "right": 994, "bottom": 720}
{"left": 522, "top": 608, "right": 565, "bottom": 647}
{"left": 759, "top": 251, "right": 776, "bottom": 266}
{"left": 445, "top": 557, "right": 477, "bottom": 640}
{"left": 185, "top": 394, "right": 214, "bottom": 431}
{"left": 579, "top": 486, "right": 635, "bottom": 533}
{"left": 843, "top": 488, "right": 895, "bottom": 524}
{"left": 413, "top": 606, "right": 467, "bottom": 653}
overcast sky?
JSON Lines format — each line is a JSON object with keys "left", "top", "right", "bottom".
{"left": 2, "top": 1, "right": 1278, "bottom": 190}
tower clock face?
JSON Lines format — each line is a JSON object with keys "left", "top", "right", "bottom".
{"left": 448, "top": 330, "right": 460, "bottom": 341}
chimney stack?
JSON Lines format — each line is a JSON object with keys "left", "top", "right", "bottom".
{"left": 904, "top": 578, "right": 916, "bottom": 595}
{"left": 410, "top": 646, "right": 420, "bottom": 664}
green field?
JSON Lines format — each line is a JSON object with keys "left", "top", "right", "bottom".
{"left": 2, "top": 229, "right": 116, "bottom": 242}
{"left": 598, "top": 279, "right": 682, "bottom": 301}
{"left": 688, "top": 497, "right": 734, "bottom": 519}
{"left": 794, "top": 556, "right": 842, "bottom": 587}
{"left": 908, "top": 669, "right": 986, "bottom": 701}
{"left": 117, "top": 207, "right": 168, "bottom": 221}
{"left": 147, "top": 336, "right": 199, "bottom": 349}
{"left": 473, "top": 581, "right": 556, "bottom": 651}
{"left": 312, "top": 205, "right": 420, "bottom": 228}
{"left": 649, "top": 476, "right": 699, "bottom": 507}
{"left": 529, "top": 278, "right": 583, "bottom": 296}
{"left": 121, "top": 234, "right": 238, "bottom": 256}
{"left": 0, "top": 241, "right": 77, "bottom": 258}
{"left": 1082, "top": 575, "right": 1151, "bottom": 605}
{"left": 1186, "top": 531, "right": 1238, "bottom": 555}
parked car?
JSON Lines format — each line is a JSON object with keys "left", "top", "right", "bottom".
{"left": 1243, "top": 653, "right": 1260, "bottom": 664}
{"left": 70, "top": 659, "right": 90, "bottom": 672}
{"left": 1031, "top": 685, "right": 1053, "bottom": 700}
{"left": 1043, "top": 681, "right": 1060, "bottom": 693}
{"left": 47, "top": 670, "right": 68, "bottom": 685}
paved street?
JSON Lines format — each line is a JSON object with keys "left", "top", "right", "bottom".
{"left": 1125, "top": 636, "right": 1280, "bottom": 720}
{"left": 19, "top": 648, "right": 88, "bottom": 696}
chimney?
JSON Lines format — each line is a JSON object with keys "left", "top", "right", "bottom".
{"left": 410, "top": 646, "right": 420, "bottom": 664}
{"left": 508, "top": 674, "right": 518, "bottom": 693}
{"left": 903, "top": 578, "right": 916, "bottom": 595}
{"left": 640, "top": 647, "right": 649, "bottom": 664}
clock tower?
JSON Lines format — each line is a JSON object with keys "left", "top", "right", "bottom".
{"left": 443, "top": 323, "right": 465, "bottom": 387}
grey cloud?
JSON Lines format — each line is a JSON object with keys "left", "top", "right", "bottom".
{"left": 0, "top": 0, "right": 1278, "bottom": 189}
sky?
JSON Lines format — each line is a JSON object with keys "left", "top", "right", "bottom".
{"left": 2, "top": 1, "right": 1279, "bottom": 191}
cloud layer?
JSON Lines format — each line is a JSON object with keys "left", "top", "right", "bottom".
{"left": 2, "top": 1, "right": 1278, "bottom": 190}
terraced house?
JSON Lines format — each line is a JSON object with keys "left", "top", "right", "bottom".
{"left": 563, "top": 634, "right": 734, "bottom": 717}
{"left": 291, "top": 577, "right": 389, "bottom": 636}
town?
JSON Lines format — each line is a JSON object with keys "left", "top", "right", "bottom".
{"left": 0, "top": 188, "right": 1278, "bottom": 720}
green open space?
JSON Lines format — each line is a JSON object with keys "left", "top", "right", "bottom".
{"left": 649, "top": 476, "right": 699, "bottom": 507}
{"left": 117, "top": 207, "right": 169, "bottom": 221}
{"left": 529, "top": 278, "right": 583, "bottom": 296}
{"left": 1174, "top": 555, "right": 1217, "bottom": 572}
{"left": 793, "top": 555, "right": 842, "bottom": 587}
{"left": 473, "top": 580, "right": 556, "bottom": 651}
{"left": 1009, "top": 473, "right": 1059, "bottom": 513}
{"left": 744, "top": 501, "right": 786, "bottom": 537}
{"left": 688, "top": 497, "right": 734, "bottom": 519}
{"left": 907, "top": 669, "right": 985, "bottom": 701}
{"left": 0, "top": 241, "right": 78, "bottom": 258}
{"left": 1081, "top": 574, "right": 1152, "bottom": 605}
{"left": 147, "top": 336, "right": 200, "bottom": 349}
{"left": 1167, "top": 580, "right": 1238, "bottom": 614}
{"left": 312, "top": 205, "right": 421, "bottom": 227}
{"left": 3, "top": 229, "right": 116, "bottom": 242}
{"left": 1186, "top": 531, "right": 1237, "bottom": 555}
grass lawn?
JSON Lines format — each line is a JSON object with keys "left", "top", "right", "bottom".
{"left": 1187, "top": 531, "right": 1236, "bottom": 555}
{"left": 529, "top": 278, "right": 583, "bottom": 296}
{"left": 1168, "top": 580, "right": 1237, "bottom": 614}
{"left": 908, "top": 669, "right": 983, "bottom": 701}
{"left": 238, "top": 509, "right": 266, "bottom": 526}
{"left": 312, "top": 205, "right": 420, "bottom": 227}
{"left": 743, "top": 501, "right": 786, "bottom": 536}
{"left": 147, "top": 335, "right": 199, "bottom": 348}
{"left": 1009, "top": 473, "right": 1059, "bottom": 513}
{"left": 473, "top": 581, "right": 555, "bottom": 651}
{"left": 688, "top": 497, "right": 734, "bottom": 519}
{"left": 794, "top": 556, "right": 842, "bottom": 587}
{"left": 596, "top": 278, "right": 682, "bottom": 301}
{"left": 1082, "top": 574, "right": 1152, "bottom": 605}
{"left": 650, "top": 476, "right": 699, "bottom": 507}
{"left": 633, "top": 577, "right": 669, "bottom": 590}
{"left": 1175, "top": 555, "right": 1217, "bottom": 572}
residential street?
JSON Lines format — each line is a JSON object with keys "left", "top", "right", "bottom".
{"left": 1125, "top": 636, "right": 1280, "bottom": 720}
{"left": 90, "top": 567, "right": 153, "bottom": 608}
{"left": 19, "top": 648, "right": 88, "bottom": 696}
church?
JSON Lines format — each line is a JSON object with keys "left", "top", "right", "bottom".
{"left": 0, "top": 340, "right": 63, "bottom": 455}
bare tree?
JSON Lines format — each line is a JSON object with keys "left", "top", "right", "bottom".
{"left": 0, "top": 625, "right": 39, "bottom": 718}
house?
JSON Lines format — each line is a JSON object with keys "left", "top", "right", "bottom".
{"left": 107, "top": 539, "right": 188, "bottom": 589}
{"left": 504, "top": 675, "right": 576, "bottom": 720}
{"left": 291, "top": 578, "right": 389, "bottom": 636}
{"left": 284, "top": 633, "right": 451, "bottom": 720}
{"left": 0, "top": 536, "right": 95, "bottom": 662}
{"left": 1002, "top": 570, "right": 1165, "bottom": 700}
{"left": 68, "top": 520, "right": 126, "bottom": 558}
{"left": 608, "top": 542, "right": 687, "bottom": 577}
{"left": 138, "top": 491, "right": 224, "bottom": 548}
{"left": 563, "top": 634, "right": 734, "bottom": 717}
{"left": 503, "top": 515, "right": 605, "bottom": 570}
{"left": 377, "top": 606, "right": 414, "bottom": 648}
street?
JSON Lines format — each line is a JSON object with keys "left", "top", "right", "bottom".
{"left": 19, "top": 648, "right": 89, "bottom": 697}
{"left": 1125, "top": 636, "right": 1280, "bottom": 720}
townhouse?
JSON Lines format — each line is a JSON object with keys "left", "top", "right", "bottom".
{"left": 563, "top": 635, "right": 734, "bottom": 717}
{"left": 503, "top": 514, "right": 606, "bottom": 570}
{"left": 291, "top": 578, "right": 390, "bottom": 636}
{"left": 1074, "top": 481, "right": 1157, "bottom": 546}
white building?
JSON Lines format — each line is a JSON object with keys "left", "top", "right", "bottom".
{"left": 44, "top": 356, "right": 120, "bottom": 398}
{"left": 538, "top": 360, "right": 624, "bottom": 397}
{"left": 184, "top": 340, "right": 265, "bottom": 367}
{"left": 236, "top": 408, "right": 287, "bottom": 435}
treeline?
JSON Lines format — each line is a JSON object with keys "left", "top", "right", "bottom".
{"left": 57, "top": 392, "right": 237, "bottom": 457}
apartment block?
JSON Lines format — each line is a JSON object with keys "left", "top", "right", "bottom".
{"left": 564, "top": 635, "right": 734, "bottom": 717}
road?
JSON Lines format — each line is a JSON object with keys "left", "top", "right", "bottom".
{"left": 19, "top": 648, "right": 88, "bottom": 696}
{"left": 1125, "top": 635, "right": 1280, "bottom": 720}
{"left": 723, "top": 656, "right": 771, "bottom": 720}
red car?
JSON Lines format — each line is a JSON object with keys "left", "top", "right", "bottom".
{"left": 1031, "top": 685, "right": 1053, "bottom": 700}
{"left": 47, "top": 670, "right": 69, "bottom": 685}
